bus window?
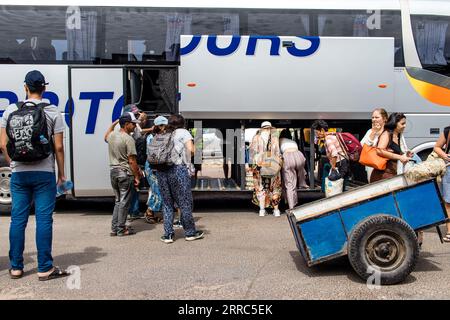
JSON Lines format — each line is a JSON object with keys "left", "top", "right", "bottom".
{"left": 411, "top": 14, "right": 450, "bottom": 77}
{"left": 247, "top": 11, "right": 310, "bottom": 36}
{"left": 0, "top": 5, "right": 98, "bottom": 63}
{"left": 313, "top": 10, "right": 404, "bottom": 67}
{"left": 126, "top": 68, "right": 177, "bottom": 114}
{"left": 368, "top": 11, "right": 404, "bottom": 67}
{"left": 191, "top": 12, "right": 240, "bottom": 35}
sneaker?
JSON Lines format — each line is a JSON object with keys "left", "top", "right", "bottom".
{"left": 273, "top": 209, "right": 281, "bottom": 217}
{"left": 173, "top": 220, "right": 183, "bottom": 228}
{"left": 185, "top": 230, "right": 204, "bottom": 241}
{"left": 160, "top": 233, "right": 174, "bottom": 244}
{"left": 259, "top": 209, "right": 267, "bottom": 217}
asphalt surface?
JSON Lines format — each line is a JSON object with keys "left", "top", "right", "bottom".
{"left": 0, "top": 198, "right": 450, "bottom": 300}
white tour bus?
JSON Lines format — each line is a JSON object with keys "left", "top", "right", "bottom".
{"left": 0, "top": 0, "right": 450, "bottom": 213}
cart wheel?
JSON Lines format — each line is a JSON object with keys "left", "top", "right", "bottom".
{"left": 348, "top": 214, "right": 419, "bottom": 285}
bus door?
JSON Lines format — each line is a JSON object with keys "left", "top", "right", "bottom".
{"left": 124, "top": 66, "right": 178, "bottom": 116}
{"left": 69, "top": 67, "right": 124, "bottom": 197}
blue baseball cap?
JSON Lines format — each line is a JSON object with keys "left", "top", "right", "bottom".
{"left": 154, "top": 116, "right": 168, "bottom": 126}
{"left": 24, "top": 70, "right": 49, "bottom": 89}
{"left": 119, "top": 112, "right": 139, "bottom": 126}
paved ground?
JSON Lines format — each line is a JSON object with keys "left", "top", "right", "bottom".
{"left": 0, "top": 198, "right": 450, "bottom": 300}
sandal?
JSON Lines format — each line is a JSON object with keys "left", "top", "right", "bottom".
{"left": 38, "top": 267, "right": 69, "bottom": 281}
{"left": 117, "top": 228, "right": 136, "bottom": 237}
{"left": 9, "top": 269, "right": 23, "bottom": 279}
{"left": 443, "top": 233, "right": 450, "bottom": 243}
{"left": 145, "top": 209, "right": 162, "bottom": 224}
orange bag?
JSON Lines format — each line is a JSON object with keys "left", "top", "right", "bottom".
{"left": 358, "top": 144, "right": 388, "bottom": 170}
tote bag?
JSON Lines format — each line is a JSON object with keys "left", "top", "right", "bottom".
{"left": 359, "top": 144, "right": 388, "bottom": 170}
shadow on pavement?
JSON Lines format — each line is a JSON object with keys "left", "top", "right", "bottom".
{"left": 289, "top": 250, "right": 422, "bottom": 285}
{"left": 26, "top": 246, "right": 107, "bottom": 274}
{"left": 289, "top": 251, "right": 363, "bottom": 284}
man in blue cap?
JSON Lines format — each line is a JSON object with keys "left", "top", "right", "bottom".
{"left": 104, "top": 112, "right": 142, "bottom": 236}
{"left": 0, "top": 70, "right": 69, "bottom": 280}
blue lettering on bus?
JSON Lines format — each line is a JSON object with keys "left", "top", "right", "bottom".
{"left": 180, "top": 35, "right": 320, "bottom": 57}
{"left": 207, "top": 35, "right": 241, "bottom": 56}
{"left": 64, "top": 98, "right": 74, "bottom": 128}
{"left": 246, "top": 36, "right": 280, "bottom": 56}
{"left": 42, "top": 91, "right": 59, "bottom": 107}
{"left": 112, "top": 95, "right": 125, "bottom": 122}
{"left": 0, "top": 90, "right": 125, "bottom": 132}
{"left": 79, "top": 92, "right": 114, "bottom": 134}
{"left": 287, "top": 37, "right": 321, "bottom": 57}
{"left": 180, "top": 35, "right": 202, "bottom": 56}
{"left": 0, "top": 91, "right": 19, "bottom": 117}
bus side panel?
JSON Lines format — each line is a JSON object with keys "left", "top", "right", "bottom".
{"left": 0, "top": 64, "right": 71, "bottom": 182}
{"left": 179, "top": 36, "right": 394, "bottom": 119}
{"left": 70, "top": 68, "right": 123, "bottom": 197}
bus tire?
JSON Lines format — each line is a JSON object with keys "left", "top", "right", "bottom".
{"left": 347, "top": 214, "right": 419, "bottom": 285}
{"left": 0, "top": 166, "right": 12, "bottom": 215}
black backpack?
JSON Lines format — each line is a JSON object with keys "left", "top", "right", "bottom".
{"left": 6, "top": 101, "right": 52, "bottom": 162}
{"left": 135, "top": 135, "right": 148, "bottom": 166}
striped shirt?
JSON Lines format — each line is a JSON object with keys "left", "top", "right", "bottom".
{"left": 325, "top": 134, "right": 345, "bottom": 162}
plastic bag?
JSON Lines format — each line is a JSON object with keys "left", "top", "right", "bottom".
{"left": 327, "top": 168, "right": 342, "bottom": 181}
{"left": 325, "top": 177, "right": 344, "bottom": 197}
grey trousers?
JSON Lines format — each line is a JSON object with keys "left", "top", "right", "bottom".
{"left": 282, "top": 151, "right": 308, "bottom": 209}
{"left": 110, "top": 168, "right": 134, "bottom": 233}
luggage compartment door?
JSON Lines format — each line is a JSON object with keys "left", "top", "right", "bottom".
{"left": 69, "top": 67, "right": 124, "bottom": 197}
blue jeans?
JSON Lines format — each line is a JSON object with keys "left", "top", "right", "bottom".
{"left": 10, "top": 171, "right": 56, "bottom": 273}
{"left": 129, "top": 187, "right": 140, "bottom": 216}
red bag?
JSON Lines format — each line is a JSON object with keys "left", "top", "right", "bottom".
{"left": 336, "top": 132, "right": 362, "bottom": 162}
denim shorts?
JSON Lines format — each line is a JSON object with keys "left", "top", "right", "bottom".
{"left": 442, "top": 166, "right": 450, "bottom": 203}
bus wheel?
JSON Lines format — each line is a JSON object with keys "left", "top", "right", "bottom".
{"left": 0, "top": 166, "right": 12, "bottom": 214}
{"left": 348, "top": 215, "right": 419, "bottom": 285}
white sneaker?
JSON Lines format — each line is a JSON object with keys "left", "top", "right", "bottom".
{"left": 259, "top": 209, "right": 267, "bottom": 217}
{"left": 273, "top": 209, "right": 281, "bottom": 217}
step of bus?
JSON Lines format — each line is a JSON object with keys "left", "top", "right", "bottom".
{"left": 191, "top": 178, "right": 241, "bottom": 191}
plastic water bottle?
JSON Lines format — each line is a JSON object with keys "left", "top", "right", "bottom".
{"left": 56, "top": 180, "right": 73, "bottom": 197}
{"left": 39, "top": 135, "right": 49, "bottom": 144}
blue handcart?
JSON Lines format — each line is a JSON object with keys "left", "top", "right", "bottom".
{"left": 287, "top": 175, "right": 449, "bottom": 285}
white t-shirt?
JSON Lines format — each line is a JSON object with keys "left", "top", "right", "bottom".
{"left": 280, "top": 138, "right": 298, "bottom": 153}
{"left": 0, "top": 99, "right": 65, "bottom": 173}
{"left": 172, "top": 128, "right": 193, "bottom": 165}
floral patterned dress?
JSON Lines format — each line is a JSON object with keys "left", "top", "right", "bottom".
{"left": 249, "top": 128, "right": 282, "bottom": 208}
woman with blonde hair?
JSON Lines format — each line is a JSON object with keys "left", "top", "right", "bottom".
{"left": 371, "top": 113, "right": 412, "bottom": 182}
{"left": 360, "top": 108, "right": 389, "bottom": 181}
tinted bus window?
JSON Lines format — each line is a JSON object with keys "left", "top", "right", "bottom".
{"left": 102, "top": 7, "right": 172, "bottom": 63}
{"left": 411, "top": 14, "right": 450, "bottom": 76}
{"left": 312, "top": 10, "right": 404, "bottom": 66}
{"left": 191, "top": 11, "right": 240, "bottom": 35}
{"left": 247, "top": 11, "right": 310, "bottom": 36}
{"left": 0, "top": 6, "right": 99, "bottom": 64}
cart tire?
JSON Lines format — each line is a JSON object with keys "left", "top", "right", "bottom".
{"left": 348, "top": 214, "right": 419, "bottom": 285}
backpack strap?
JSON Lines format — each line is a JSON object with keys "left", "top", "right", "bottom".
{"left": 334, "top": 132, "right": 349, "bottom": 160}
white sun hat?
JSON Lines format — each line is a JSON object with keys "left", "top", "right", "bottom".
{"left": 261, "top": 121, "right": 272, "bottom": 128}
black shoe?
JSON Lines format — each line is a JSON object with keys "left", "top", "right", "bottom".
{"left": 173, "top": 220, "right": 183, "bottom": 229}
{"left": 160, "top": 233, "right": 174, "bottom": 244}
{"left": 185, "top": 230, "right": 204, "bottom": 241}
